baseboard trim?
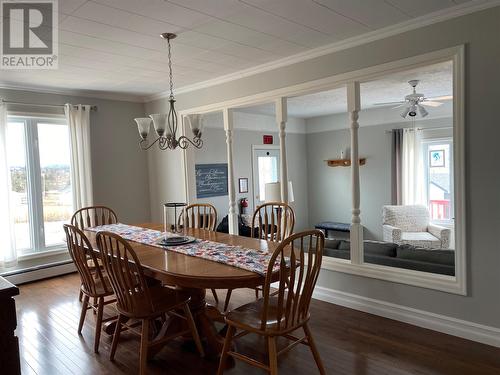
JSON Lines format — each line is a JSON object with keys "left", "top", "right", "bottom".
{"left": 4, "top": 262, "right": 76, "bottom": 285}
{"left": 313, "top": 286, "right": 500, "bottom": 348}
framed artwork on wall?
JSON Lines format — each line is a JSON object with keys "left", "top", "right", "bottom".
{"left": 239, "top": 178, "right": 248, "bottom": 193}
{"left": 429, "top": 149, "right": 445, "bottom": 167}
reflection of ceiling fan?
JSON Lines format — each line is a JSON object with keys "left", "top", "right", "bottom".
{"left": 373, "top": 80, "right": 452, "bottom": 118}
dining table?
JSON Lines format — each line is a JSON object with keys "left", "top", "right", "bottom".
{"left": 84, "top": 223, "right": 281, "bottom": 358}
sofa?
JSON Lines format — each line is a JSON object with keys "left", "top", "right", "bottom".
{"left": 323, "top": 239, "right": 455, "bottom": 276}
{"left": 382, "top": 205, "right": 450, "bottom": 249}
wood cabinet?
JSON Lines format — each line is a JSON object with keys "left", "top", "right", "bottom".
{"left": 0, "top": 276, "right": 20, "bottom": 375}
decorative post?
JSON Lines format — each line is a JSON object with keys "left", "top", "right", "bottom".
{"left": 223, "top": 108, "right": 239, "bottom": 235}
{"left": 276, "top": 97, "right": 288, "bottom": 202}
{"left": 347, "top": 82, "right": 363, "bottom": 264}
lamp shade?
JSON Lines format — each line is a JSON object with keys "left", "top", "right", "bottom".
{"left": 264, "top": 182, "right": 281, "bottom": 203}
{"left": 149, "top": 113, "right": 168, "bottom": 137}
{"left": 134, "top": 118, "right": 152, "bottom": 140}
{"left": 185, "top": 114, "right": 204, "bottom": 137}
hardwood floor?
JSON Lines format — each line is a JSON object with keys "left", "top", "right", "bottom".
{"left": 15, "top": 273, "right": 500, "bottom": 375}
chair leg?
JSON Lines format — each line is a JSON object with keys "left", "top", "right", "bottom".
{"left": 110, "top": 314, "right": 124, "bottom": 361}
{"left": 255, "top": 287, "right": 259, "bottom": 299}
{"left": 211, "top": 289, "right": 219, "bottom": 304}
{"left": 78, "top": 289, "right": 83, "bottom": 302}
{"left": 303, "top": 323, "right": 326, "bottom": 375}
{"left": 268, "top": 336, "right": 278, "bottom": 375}
{"left": 182, "top": 303, "right": 205, "bottom": 358}
{"left": 139, "top": 319, "right": 150, "bottom": 375}
{"left": 94, "top": 297, "right": 104, "bottom": 353}
{"left": 78, "top": 295, "right": 89, "bottom": 334}
{"left": 93, "top": 297, "right": 98, "bottom": 314}
{"left": 223, "top": 289, "right": 233, "bottom": 312}
{"left": 217, "top": 325, "right": 236, "bottom": 375}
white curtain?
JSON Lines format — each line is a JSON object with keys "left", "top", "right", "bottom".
{"left": 402, "top": 128, "right": 426, "bottom": 205}
{"left": 0, "top": 102, "right": 17, "bottom": 266}
{"left": 65, "top": 104, "right": 93, "bottom": 209}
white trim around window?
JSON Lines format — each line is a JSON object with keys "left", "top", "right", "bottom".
{"left": 179, "top": 45, "right": 466, "bottom": 295}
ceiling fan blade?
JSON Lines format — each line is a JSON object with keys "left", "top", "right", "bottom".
{"left": 391, "top": 104, "right": 407, "bottom": 109}
{"left": 421, "top": 101, "right": 443, "bottom": 107}
{"left": 372, "top": 101, "right": 405, "bottom": 107}
{"left": 427, "top": 95, "right": 453, "bottom": 101}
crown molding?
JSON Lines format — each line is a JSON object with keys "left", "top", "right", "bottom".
{"left": 0, "top": 83, "right": 146, "bottom": 103}
{"left": 145, "top": 0, "right": 500, "bottom": 103}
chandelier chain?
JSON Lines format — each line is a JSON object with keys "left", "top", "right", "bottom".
{"left": 167, "top": 37, "right": 174, "bottom": 99}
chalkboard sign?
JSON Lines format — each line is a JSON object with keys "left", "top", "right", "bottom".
{"left": 195, "top": 163, "right": 228, "bottom": 198}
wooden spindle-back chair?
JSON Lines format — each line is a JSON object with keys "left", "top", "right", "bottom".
{"left": 71, "top": 206, "right": 118, "bottom": 301}
{"left": 96, "top": 231, "right": 204, "bottom": 375}
{"left": 63, "top": 224, "right": 115, "bottom": 353}
{"left": 71, "top": 205, "right": 118, "bottom": 230}
{"left": 218, "top": 230, "right": 326, "bottom": 375}
{"left": 222, "top": 202, "right": 296, "bottom": 311}
{"left": 179, "top": 203, "right": 218, "bottom": 231}
{"left": 178, "top": 203, "right": 220, "bottom": 304}
{"left": 252, "top": 202, "right": 295, "bottom": 243}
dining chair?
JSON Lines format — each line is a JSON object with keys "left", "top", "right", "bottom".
{"left": 223, "top": 202, "right": 295, "bottom": 312}
{"left": 71, "top": 206, "right": 119, "bottom": 302}
{"left": 179, "top": 203, "right": 220, "bottom": 304}
{"left": 96, "top": 231, "right": 204, "bottom": 375}
{"left": 217, "top": 229, "right": 326, "bottom": 375}
{"left": 63, "top": 224, "right": 116, "bottom": 353}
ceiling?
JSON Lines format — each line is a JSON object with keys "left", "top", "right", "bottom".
{"left": 0, "top": 0, "right": 477, "bottom": 99}
{"left": 237, "top": 60, "right": 453, "bottom": 118}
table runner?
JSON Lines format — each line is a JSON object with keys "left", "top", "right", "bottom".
{"left": 87, "top": 223, "right": 281, "bottom": 276}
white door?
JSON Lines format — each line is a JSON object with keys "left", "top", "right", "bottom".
{"left": 252, "top": 147, "right": 280, "bottom": 207}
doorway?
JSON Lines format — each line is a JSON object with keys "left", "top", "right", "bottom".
{"left": 252, "top": 146, "right": 280, "bottom": 208}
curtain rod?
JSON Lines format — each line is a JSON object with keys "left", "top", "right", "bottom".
{"left": 1, "top": 100, "right": 97, "bottom": 111}
{"left": 385, "top": 126, "right": 452, "bottom": 134}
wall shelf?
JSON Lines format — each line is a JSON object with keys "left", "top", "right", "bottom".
{"left": 325, "top": 158, "right": 366, "bottom": 167}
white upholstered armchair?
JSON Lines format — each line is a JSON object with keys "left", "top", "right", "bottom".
{"left": 382, "top": 205, "right": 450, "bottom": 249}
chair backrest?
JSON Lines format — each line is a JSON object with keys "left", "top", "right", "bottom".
{"left": 251, "top": 202, "right": 295, "bottom": 243}
{"left": 382, "top": 205, "right": 429, "bottom": 232}
{"left": 260, "top": 230, "right": 324, "bottom": 332}
{"left": 96, "top": 231, "right": 153, "bottom": 317}
{"left": 179, "top": 203, "right": 218, "bottom": 231}
{"left": 71, "top": 206, "right": 118, "bottom": 230}
{"left": 63, "top": 224, "right": 111, "bottom": 296}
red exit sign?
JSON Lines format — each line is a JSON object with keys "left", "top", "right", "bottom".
{"left": 263, "top": 135, "right": 273, "bottom": 144}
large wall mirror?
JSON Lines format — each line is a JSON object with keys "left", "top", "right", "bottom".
{"left": 181, "top": 47, "right": 465, "bottom": 294}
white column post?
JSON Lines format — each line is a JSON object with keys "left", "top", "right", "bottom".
{"left": 276, "top": 97, "right": 288, "bottom": 202}
{"left": 347, "top": 82, "right": 363, "bottom": 264}
{"left": 223, "top": 108, "right": 239, "bottom": 235}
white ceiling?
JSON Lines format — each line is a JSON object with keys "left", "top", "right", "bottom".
{"left": 237, "top": 60, "right": 453, "bottom": 118}
{"left": 0, "top": 0, "right": 477, "bottom": 99}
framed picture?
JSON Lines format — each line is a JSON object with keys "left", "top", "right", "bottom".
{"left": 429, "top": 149, "right": 445, "bottom": 167}
{"left": 239, "top": 178, "right": 248, "bottom": 193}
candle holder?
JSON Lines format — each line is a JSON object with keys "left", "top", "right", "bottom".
{"left": 160, "top": 202, "right": 195, "bottom": 246}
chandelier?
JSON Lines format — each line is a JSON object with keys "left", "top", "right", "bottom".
{"left": 134, "top": 33, "right": 203, "bottom": 150}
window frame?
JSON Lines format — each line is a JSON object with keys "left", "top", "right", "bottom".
{"left": 7, "top": 114, "right": 72, "bottom": 257}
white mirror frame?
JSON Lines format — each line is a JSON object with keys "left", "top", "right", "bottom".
{"left": 179, "top": 45, "right": 466, "bottom": 295}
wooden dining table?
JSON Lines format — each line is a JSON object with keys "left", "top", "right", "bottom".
{"left": 84, "top": 223, "right": 281, "bottom": 358}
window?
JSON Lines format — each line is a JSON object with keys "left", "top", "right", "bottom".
{"left": 7, "top": 115, "right": 73, "bottom": 256}
{"left": 423, "top": 139, "right": 454, "bottom": 223}
{"left": 252, "top": 147, "right": 280, "bottom": 206}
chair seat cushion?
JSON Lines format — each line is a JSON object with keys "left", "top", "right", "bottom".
{"left": 401, "top": 232, "right": 441, "bottom": 248}
{"left": 226, "top": 297, "right": 306, "bottom": 333}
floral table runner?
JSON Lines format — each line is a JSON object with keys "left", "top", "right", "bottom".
{"left": 87, "top": 223, "right": 279, "bottom": 276}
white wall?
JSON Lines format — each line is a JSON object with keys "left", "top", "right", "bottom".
{"left": 145, "top": 8, "right": 500, "bottom": 329}
{"left": 1, "top": 88, "right": 150, "bottom": 223}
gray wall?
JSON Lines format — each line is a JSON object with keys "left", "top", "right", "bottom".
{"left": 1, "top": 88, "right": 150, "bottom": 223}
{"left": 146, "top": 8, "right": 500, "bottom": 328}
{"left": 190, "top": 111, "right": 309, "bottom": 231}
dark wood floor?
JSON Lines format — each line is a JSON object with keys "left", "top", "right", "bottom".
{"left": 15, "top": 273, "right": 500, "bottom": 375}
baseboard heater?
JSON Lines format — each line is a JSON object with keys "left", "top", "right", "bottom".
{"left": 1, "top": 260, "right": 76, "bottom": 285}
